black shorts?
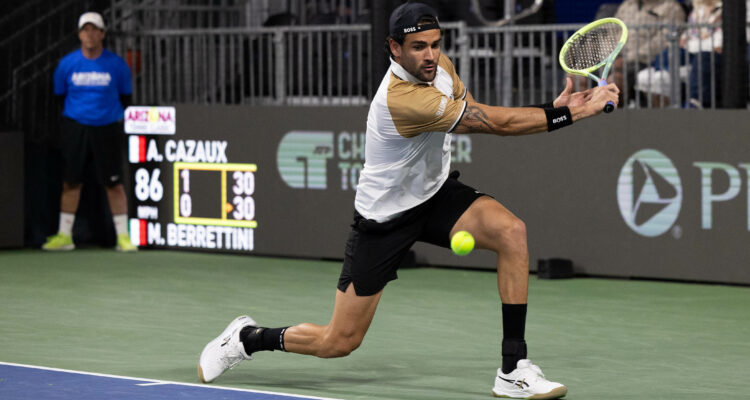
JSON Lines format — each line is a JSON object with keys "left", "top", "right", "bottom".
{"left": 338, "top": 171, "right": 486, "bottom": 296}
{"left": 60, "top": 117, "right": 124, "bottom": 187}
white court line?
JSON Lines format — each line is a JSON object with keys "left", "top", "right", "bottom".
{"left": 136, "top": 382, "right": 170, "bottom": 386}
{"left": 0, "top": 361, "right": 343, "bottom": 400}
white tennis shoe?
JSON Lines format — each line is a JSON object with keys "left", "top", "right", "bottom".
{"left": 198, "top": 315, "right": 257, "bottom": 383}
{"left": 492, "top": 359, "right": 567, "bottom": 399}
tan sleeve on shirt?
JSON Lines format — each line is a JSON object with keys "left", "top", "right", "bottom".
{"left": 387, "top": 76, "right": 466, "bottom": 138}
{"left": 438, "top": 53, "right": 467, "bottom": 100}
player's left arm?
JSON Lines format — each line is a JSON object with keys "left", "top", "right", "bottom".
{"left": 453, "top": 83, "right": 618, "bottom": 136}
{"left": 453, "top": 103, "right": 555, "bottom": 136}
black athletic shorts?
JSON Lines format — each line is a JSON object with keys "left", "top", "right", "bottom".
{"left": 338, "top": 171, "right": 487, "bottom": 296}
{"left": 60, "top": 117, "right": 125, "bottom": 187}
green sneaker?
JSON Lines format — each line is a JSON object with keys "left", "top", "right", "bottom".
{"left": 116, "top": 233, "right": 138, "bottom": 252}
{"left": 42, "top": 233, "right": 75, "bottom": 251}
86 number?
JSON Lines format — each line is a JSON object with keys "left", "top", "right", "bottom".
{"left": 135, "top": 168, "right": 163, "bottom": 202}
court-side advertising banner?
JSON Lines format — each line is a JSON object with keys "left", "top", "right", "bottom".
{"left": 126, "top": 107, "right": 750, "bottom": 285}
{"left": 124, "top": 106, "right": 176, "bottom": 135}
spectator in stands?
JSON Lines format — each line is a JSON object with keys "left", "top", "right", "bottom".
{"left": 613, "top": 0, "right": 686, "bottom": 106}
{"left": 634, "top": 0, "right": 722, "bottom": 107}
{"left": 43, "top": 12, "right": 136, "bottom": 252}
{"left": 682, "top": 0, "right": 722, "bottom": 107}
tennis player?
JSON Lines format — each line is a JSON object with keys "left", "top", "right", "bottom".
{"left": 199, "top": 3, "right": 619, "bottom": 399}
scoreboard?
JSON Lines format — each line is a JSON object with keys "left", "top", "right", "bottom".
{"left": 125, "top": 106, "right": 261, "bottom": 252}
{"left": 173, "top": 162, "right": 258, "bottom": 229}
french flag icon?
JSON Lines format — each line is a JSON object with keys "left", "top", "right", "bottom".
{"left": 128, "top": 135, "right": 147, "bottom": 163}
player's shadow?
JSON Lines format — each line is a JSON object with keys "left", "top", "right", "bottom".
{"left": 159, "top": 364, "right": 381, "bottom": 389}
{"left": 202, "top": 361, "right": 490, "bottom": 400}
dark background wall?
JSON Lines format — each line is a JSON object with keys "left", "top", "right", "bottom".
{"left": 0, "top": 130, "right": 24, "bottom": 248}
{"left": 122, "top": 106, "right": 750, "bottom": 284}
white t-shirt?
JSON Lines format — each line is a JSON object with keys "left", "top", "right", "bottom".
{"left": 354, "top": 54, "right": 467, "bottom": 222}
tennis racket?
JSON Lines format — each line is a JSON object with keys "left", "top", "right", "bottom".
{"left": 559, "top": 17, "right": 628, "bottom": 113}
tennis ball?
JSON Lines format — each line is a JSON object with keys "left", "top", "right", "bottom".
{"left": 451, "top": 230, "right": 474, "bottom": 256}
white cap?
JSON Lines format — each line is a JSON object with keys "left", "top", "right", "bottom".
{"left": 78, "top": 12, "right": 106, "bottom": 30}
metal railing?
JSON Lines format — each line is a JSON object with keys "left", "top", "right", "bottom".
{"left": 628, "top": 22, "right": 723, "bottom": 109}
{"left": 442, "top": 22, "right": 578, "bottom": 108}
{"left": 110, "top": 21, "right": 731, "bottom": 109}
{"left": 111, "top": 24, "right": 373, "bottom": 106}
{"left": 3, "top": 19, "right": 740, "bottom": 145}
{"left": 446, "top": 21, "right": 730, "bottom": 109}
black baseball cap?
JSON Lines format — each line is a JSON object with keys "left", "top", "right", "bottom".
{"left": 388, "top": 2, "right": 440, "bottom": 37}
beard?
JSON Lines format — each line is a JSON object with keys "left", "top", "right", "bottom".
{"left": 405, "top": 62, "right": 436, "bottom": 82}
{"left": 415, "top": 67, "right": 436, "bottom": 82}
{"left": 401, "top": 55, "right": 437, "bottom": 82}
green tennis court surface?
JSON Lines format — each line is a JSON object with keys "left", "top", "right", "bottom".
{"left": 1, "top": 249, "right": 748, "bottom": 399}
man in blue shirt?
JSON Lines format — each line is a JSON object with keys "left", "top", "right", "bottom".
{"left": 43, "top": 12, "right": 136, "bottom": 252}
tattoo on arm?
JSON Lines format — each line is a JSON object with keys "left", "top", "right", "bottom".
{"left": 459, "top": 104, "right": 493, "bottom": 133}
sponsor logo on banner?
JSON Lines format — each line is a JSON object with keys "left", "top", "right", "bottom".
{"left": 618, "top": 149, "right": 750, "bottom": 237}
{"left": 617, "top": 149, "right": 682, "bottom": 237}
{"left": 124, "top": 106, "right": 176, "bottom": 135}
{"left": 693, "top": 161, "right": 750, "bottom": 230}
{"left": 276, "top": 130, "right": 472, "bottom": 191}
{"left": 277, "top": 131, "right": 335, "bottom": 190}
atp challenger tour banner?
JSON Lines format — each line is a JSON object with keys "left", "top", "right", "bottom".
{"left": 127, "top": 106, "right": 750, "bottom": 285}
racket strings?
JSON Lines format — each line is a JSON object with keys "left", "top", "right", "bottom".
{"left": 564, "top": 23, "right": 622, "bottom": 70}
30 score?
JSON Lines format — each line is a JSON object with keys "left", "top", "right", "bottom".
{"left": 229, "top": 170, "right": 255, "bottom": 221}
{"left": 174, "top": 162, "right": 258, "bottom": 228}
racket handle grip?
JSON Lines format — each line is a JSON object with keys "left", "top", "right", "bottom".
{"left": 598, "top": 79, "right": 615, "bottom": 113}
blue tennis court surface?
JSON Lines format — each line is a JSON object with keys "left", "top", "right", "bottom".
{"left": 0, "top": 362, "right": 341, "bottom": 400}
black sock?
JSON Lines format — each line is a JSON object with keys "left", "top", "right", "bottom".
{"left": 240, "top": 326, "right": 288, "bottom": 355}
{"left": 501, "top": 303, "right": 528, "bottom": 374}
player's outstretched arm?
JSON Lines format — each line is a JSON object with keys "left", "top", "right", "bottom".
{"left": 454, "top": 83, "right": 619, "bottom": 136}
